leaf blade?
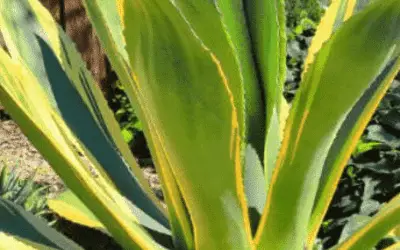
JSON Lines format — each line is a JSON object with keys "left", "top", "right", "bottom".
{"left": 36, "top": 35, "right": 169, "bottom": 231}
{"left": 48, "top": 190, "right": 104, "bottom": 230}
{"left": 0, "top": 48, "right": 161, "bottom": 250}
{"left": 0, "top": 0, "right": 162, "bottom": 214}
{"left": 244, "top": 0, "right": 287, "bottom": 180}
{"left": 122, "top": 0, "right": 253, "bottom": 248}
{"left": 334, "top": 194, "right": 400, "bottom": 250}
{"left": 255, "top": 1, "right": 400, "bottom": 248}
{"left": 308, "top": 57, "right": 400, "bottom": 246}
{"left": 0, "top": 198, "right": 83, "bottom": 250}
{"left": 81, "top": 0, "right": 194, "bottom": 247}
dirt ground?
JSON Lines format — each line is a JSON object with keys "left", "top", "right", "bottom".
{"left": 0, "top": 120, "right": 65, "bottom": 194}
{"left": 0, "top": 119, "right": 163, "bottom": 199}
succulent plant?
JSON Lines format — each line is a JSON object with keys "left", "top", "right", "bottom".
{"left": 0, "top": 0, "right": 400, "bottom": 249}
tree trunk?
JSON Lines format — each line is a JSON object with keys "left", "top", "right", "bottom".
{"left": 41, "top": 0, "right": 110, "bottom": 97}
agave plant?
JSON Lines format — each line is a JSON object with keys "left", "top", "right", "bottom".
{"left": 0, "top": 166, "right": 49, "bottom": 218}
{"left": 0, "top": 0, "right": 400, "bottom": 249}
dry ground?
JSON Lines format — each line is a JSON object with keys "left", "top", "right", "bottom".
{"left": 0, "top": 120, "right": 64, "bottom": 195}
{"left": 0, "top": 119, "right": 162, "bottom": 199}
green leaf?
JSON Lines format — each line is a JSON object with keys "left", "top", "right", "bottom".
{"left": 244, "top": 145, "right": 266, "bottom": 234}
{"left": 0, "top": 0, "right": 160, "bottom": 212}
{"left": 23, "top": 185, "right": 48, "bottom": 215}
{"left": 49, "top": 190, "right": 174, "bottom": 248}
{"left": 0, "top": 166, "right": 9, "bottom": 192}
{"left": 309, "top": 57, "right": 400, "bottom": 244}
{"left": 169, "top": 0, "right": 265, "bottom": 157}
{"left": 13, "top": 174, "right": 35, "bottom": 205}
{"left": 81, "top": 1, "right": 193, "bottom": 248}
{"left": 352, "top": 140, "right": 384, "bottom": 158}
{"left": 48, "top": 190, "right": 105, "bottom": 230}
{"left": 302, "top": 0, "right": 376, "bottom": 76}
{"left": 122, "top": 0, "right": 253, "bottom": 248}
{"left": 301, "top": 0, "right": 345, "bottom": 78}
{"left": 255, "top": 0, "right": 400, "bottom": 249}
{"left": 36, "top": 36, "right": 169, "bottom": 231}
{"left": 0, "top": 0, "right": 57, "bottom": 106}
{"left": 244, "top": 0, "right": 287, "bottom": 179}
{"left": 93, "top": 0, "right": 128, "bottom": 61}
{"left": 0, "top": 198, "right": 83, "bottom": 250}
{"left": 0, "top": 47, "right": 161, "bottom": 250}
{"left": 121, "top": 128, "right": 134, "bottom": 143}
{"left": 214, "top": 0, "right": 265, "bottom": 156}
{"left": 334, "top": 194, "right": 400, "bottom": 249}
{"left": 245, "top": 145, "right": 266, "bottom": 215}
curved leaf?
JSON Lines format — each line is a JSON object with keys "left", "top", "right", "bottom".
{"left": 214, "top": 0, "right": 265, "bottom": 156}
{"left": 81, "top": 0, "right": 193, "bottom": 248}
{"left": 302, "top": 0, "right": 372, "bottom": 76}
{"left": 255, "top": 0, "right": 400, "bottom": 249}
{"left": 0, "top": 0, "right": 162, "bottom": 214}
{"left": 334, "top": 194, "right": 400, "bottom": 250}
{"left": 0, "top": 198, "right": 83, "bottom": 250}
{"left": 0, "top": 48, "right": 161, "bottom": 250}
{"left": 49, "top": 189, "right": 172, "bottom": 240}
{"left": 308, "top": 57, "right": 400, "bottom": 246}
{"left": 48, "top": 190, "right": 104, "bottom": 230}
{"left": 36, "top": 36, "right": 169, "bottom": 230}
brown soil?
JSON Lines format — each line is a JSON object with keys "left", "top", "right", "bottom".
{"left": 0, "top": 120, "right": 64, "bottom": 195}
{"left": 0, "top": 119, "right": 162, "bottom": 200}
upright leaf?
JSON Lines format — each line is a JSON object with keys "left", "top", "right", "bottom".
{"left": 122, "top": 0, "right": 253, "bottom": 248}
{"left": 303, "top": 0, "right": 377, "bottom": 77}
{"left": 308, "top": 57, "right": 400, "bottom": 246}
{"left": 255, "top": 1, "right": 400, "bottom": 249}
{"left": 170, "top": 0, "right": 265, "bottom": 157}
{"left": 214, "top": 0, "right": 265, "bottom": 156}
{"left": 82, "top": 0, "right": 193, "bottom": 247}
{"left": 302, "top": 0, "right": 357, "bottom": 76}
{"left": 94, "top": 0, "right": 129, "bottom": 61}
{"left": 244, "top": 145, "right": 266, "bottom": 234}
{"left": 244, "top": 0, "right": 287, "bottom": 192}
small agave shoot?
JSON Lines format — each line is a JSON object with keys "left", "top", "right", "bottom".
{"left": 0, "top": 0, "right": 400, "bottom": 249}
{"left": 0, "top": 166, "right": 50, "bottom": 219}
